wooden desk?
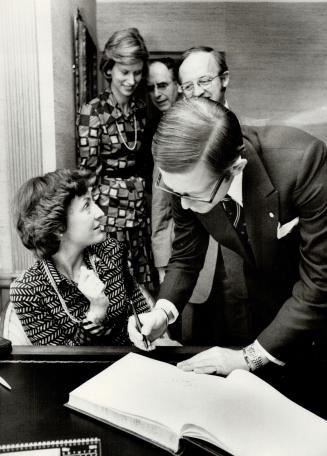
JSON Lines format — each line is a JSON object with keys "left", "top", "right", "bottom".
{"left": 0, "top": 346, "right": 326, "bottom": 455}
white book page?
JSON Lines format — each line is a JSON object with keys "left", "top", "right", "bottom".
{"left": 69, "top": 354, "right": 327, "bottom": 456}
{"left": 183, "top": 369, "right": 327, "bottom": 456}
{"left": 69, "top": 353, "right": 225, "bottom": 433}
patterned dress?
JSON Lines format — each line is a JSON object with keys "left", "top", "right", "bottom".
{"left": 77, "top": 87, "right": 156, "bottom": 288}
{"left": 10, "top": 238, "right": 150, "bottom": 346}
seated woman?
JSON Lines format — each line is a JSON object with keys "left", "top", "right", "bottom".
{"left": 10, "top": 169, "right": 151, "bottom": 345}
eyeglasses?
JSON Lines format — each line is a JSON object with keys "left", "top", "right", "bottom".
{"left": 180, "top": 74, "right": 221, "bottom": 97}
{"left": 155, "top": 172, "right": 226, "bottom": 204}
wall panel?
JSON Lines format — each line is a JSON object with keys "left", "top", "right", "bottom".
{"left": 97, "top": 1, "right": 327, "bottom": 142}
{"left": 0, "top": 0, "right": 42, "bottom": 272}
{"left": 51, "top": 0, "right": 97, "bottom": 170}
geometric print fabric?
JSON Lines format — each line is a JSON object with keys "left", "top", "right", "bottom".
{"left": 77, "top": 87, "right": 156, "bottom": 288}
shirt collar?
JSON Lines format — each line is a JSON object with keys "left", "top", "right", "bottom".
{"left": 227, "top": 171, "right": 243, "bottom": 207}
{"left": 42, "top": 258, "right": 71, "bottom": 289}
{"left": 105, "top": 88, "right": 145, "bottom": 121}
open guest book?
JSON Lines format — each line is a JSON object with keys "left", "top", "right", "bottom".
{"left": 66, "top": 353, "right": 327, "bottom": 456}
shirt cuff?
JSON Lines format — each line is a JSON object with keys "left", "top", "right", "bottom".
{"left": 155, "top": 299, "right": 179, "bottom": 324}
{"left": 254, "top": 339, "right": 286, "bottom": 366}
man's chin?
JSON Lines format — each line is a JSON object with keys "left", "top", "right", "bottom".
{"left": 156, "top": 101, "right": 169, "bottom": 111}
{"left": 190, "top": 205, "right": 212, "bottom": 214}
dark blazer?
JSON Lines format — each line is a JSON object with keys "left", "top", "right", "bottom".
{"left": 158, "top": 125, "right": 327, "bottom": 361}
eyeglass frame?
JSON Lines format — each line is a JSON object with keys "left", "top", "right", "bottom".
{"left": 155, "top": 171, "right": 227, "bottom": 204}
{"left": 180, "top": 73, "right": 223, "bottom": 96}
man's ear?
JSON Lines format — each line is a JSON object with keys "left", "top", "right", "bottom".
{"left": 220, "top": 71, "right": 230, "bottom": 89}
{"left": 230, "top": 157, "right": 247, "bottom": 176}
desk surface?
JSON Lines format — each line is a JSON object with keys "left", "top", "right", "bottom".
{"left": 1, "top": 346, "right": 327, "bottom": 456}
{"left": 0, "top": 347, "right": 230, "bottom": 456}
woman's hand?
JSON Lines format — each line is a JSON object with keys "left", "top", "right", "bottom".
{"left": 177, "top": 347, "right": 249, "bottom": 376}
{"left": 78, "top": 266, "right": 109, "bottom": 322}
{"left": 128, "top": 308, "right": 168, "bottom": 350}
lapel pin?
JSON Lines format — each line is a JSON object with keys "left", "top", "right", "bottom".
{"left": 269, "top": 212, "right": 275, "bottom": 218}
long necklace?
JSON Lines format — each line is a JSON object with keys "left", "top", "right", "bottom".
{"left": 115, "top": 114, "right": 138, "bottom": 151}
{"left": 42, "top": 254, "right": 98, "bottom": 324}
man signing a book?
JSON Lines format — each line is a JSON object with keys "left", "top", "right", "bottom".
{"left": 128, "top": 97, "right": 327, "bottom": 376}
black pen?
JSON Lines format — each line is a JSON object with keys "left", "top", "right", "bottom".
{"left": 130, "top": 303, "right": 149, "bottom": 349}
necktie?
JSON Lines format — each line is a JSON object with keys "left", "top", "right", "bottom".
{"left": 222, "top": 195, "right": 248, "bottom": 241}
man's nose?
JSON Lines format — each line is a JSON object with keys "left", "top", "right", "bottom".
{"left": 154, "top": 86, "right": 161, "bottom": 98}
{"left": 192, "top": 82, "right": 205, "bottom": 97}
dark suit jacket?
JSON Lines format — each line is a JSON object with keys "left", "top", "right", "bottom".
{"left": 158, "top": 125, "right": 327, "bottom": 361}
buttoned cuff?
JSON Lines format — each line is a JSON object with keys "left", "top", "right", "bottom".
{"left": 254, "top": 339, "right": 286, "bottom": 366}
{"left": 155, "top": 299, "right": 179, "bottom": 324}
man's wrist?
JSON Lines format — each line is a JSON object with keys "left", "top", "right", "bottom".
{"left": 155, "top": 308, "right": 169, "bottom": 328}
{"left": 155, "top": 299, "right": 179, "bottom": 324}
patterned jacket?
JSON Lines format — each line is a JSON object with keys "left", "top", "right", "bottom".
{"left": 10, "top": 238, "right": 150, "bottom": 345}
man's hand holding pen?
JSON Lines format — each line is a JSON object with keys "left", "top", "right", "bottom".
{"left": 128, "top": 308, "right": 168, "bottom": 350}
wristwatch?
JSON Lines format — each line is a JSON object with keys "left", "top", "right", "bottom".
{"left": 242, "top": 343, "right": 265, "bottom": 372}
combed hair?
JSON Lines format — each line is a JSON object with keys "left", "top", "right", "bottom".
{"left": 152, "top": 98, "right": 244, "bottom": 174}
{"left": 100, "top": 28, "right": 149, "bottom": 79}
{"left": 14, "top": 169, "right": 90, "bottom": 259}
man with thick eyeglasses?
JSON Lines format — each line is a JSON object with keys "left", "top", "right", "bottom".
{"left": 128, "top": 98, "right": 327, "bottom": 385}
{"left": 143, "top": 58, "right": 180, "bottom": 285}
{"left": 178, "top": 46, "right": 229, "bottom": 103}
{"left": 155, "top": 168, "right": 227, "bottom": 204}
{"left": 147, "top": 58, "right": 179, "bottom": 113}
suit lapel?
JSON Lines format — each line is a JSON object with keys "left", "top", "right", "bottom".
{"left": 197, "top": 127, "right": 279, "bottom": 270}
{"left": 242, "top": 128, "right": 279, "bottom": 272}
{"left": 197, "top": 202, "right": 253, "bottom": 262}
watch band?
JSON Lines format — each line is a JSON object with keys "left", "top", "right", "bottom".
{"left": 242, "top": 343, "right": 265, "bottom": 372}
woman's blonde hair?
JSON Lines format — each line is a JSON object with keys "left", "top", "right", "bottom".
{"left": 100, "top": 28, "right": 149, "bottom": 80}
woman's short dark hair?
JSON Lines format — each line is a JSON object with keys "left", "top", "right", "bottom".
{"left": 100, "top": 27, "right": 149, "bottom": 80}
{"left": 152, "top": 98, "right": 244, "bottom": 175}
{"left": 14, "top": 169, "right": 89, "bottom": 259}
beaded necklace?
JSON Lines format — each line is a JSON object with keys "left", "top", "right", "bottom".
{"left": 115, "top": 114, "right": 138, "bottom": 151}
{"left": 111, "top": 89, "right": 138, "bottom": 151}
{"left": 42, "top": 254, "right": 97, "bottom": 324}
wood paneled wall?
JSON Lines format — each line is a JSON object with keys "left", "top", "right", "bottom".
{"left": 51, "top": 0, "right": 97, "bottom": 170}
{"left": 0, "top": 0, "right": 43, "bottom": 272}
{"left": 0, "top": 0, "right": 97, "bottom": 274}
{"left": 97, "top": 1, "right": 327, "bottom": 142}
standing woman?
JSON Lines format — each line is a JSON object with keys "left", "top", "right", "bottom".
{"left": 77, "top": 28, "right": 156, "bottom": 289}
